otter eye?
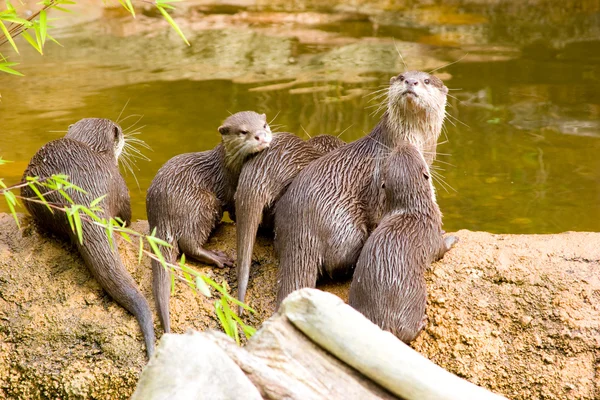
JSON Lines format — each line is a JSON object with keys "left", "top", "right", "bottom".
{"left": 113, "top": 126, "right": 119, "bottom": 138}
{"left": 424, "top": 79, "right": 430, "bottom": 85}
{"left": 423, "top": 173, "right": 429, "bottom": 180}
{"left": 399, "top": 76, "right": 405, "bottom": 82}
{"left": 263, "top": 123, "right": 268, "bottom": 129}
{"left": 240, "top": 130, "right": 249, "bottom": 135}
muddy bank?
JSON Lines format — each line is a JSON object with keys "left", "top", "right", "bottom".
{"left": 0, "top": 213, "right": 598, "bottom": 399}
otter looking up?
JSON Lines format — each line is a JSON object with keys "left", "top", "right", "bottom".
{"left": 274, "top": 70, "right": 449, "bottom": 305}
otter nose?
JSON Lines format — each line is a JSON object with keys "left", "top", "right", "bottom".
{"left": 405, "top": 79, "right": 418, "bottom": 86}
{"left": 255, "top": 130, "right": 272, "bottom": 145}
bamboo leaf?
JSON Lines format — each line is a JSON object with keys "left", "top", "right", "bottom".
{"left": 21, "top": 31, "right": 42, "bottom": 55}
{"left": 72, "top": 208, "right": 83, "bottom": 244}
{"left": 0, "top": 21, "right": 19, "bottom": 54}
{"left": 27, "top": 182, "right": 52, "bottom": 212}
{"left": 4, "top": 191, "right": 20, "bottom": 228}
{"left": 195, "top": 276, "right": 211, "bottom": 298}
{"left": 39, "top": 10, "right": 47, "bottom": 46}
{"left": 90, "top": 194, "right": 106, "bottom": 208}
{"left": 170, "top": 268, "right": 175, "bottom": 295}
{"left": 0, "top": 62, "right": 23, "bottom": 76}
{"left": 156, "top": 5, "right": 189, "bottom": 46}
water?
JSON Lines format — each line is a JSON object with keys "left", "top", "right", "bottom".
{"left": 1, "top": 1, "right": 599, "bottom": 233}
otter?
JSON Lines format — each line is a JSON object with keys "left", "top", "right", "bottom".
{"left": 348, "top": 142, "right": 457, "bottom": 343}
{"left": 21, "top": 118, "right": 155, "bottom": 358}
{"left": 235, "top": 134, "right": 345, "bottom": 309}
{"left": 274, "top": 70, "right": 448, "bottom": 305}
{"left": 146, "top": 111, "right": 272, "bottom": 334}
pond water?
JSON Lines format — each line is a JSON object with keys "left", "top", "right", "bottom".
{"left": 0, "top": 1, "right": 599, "bottom": 233}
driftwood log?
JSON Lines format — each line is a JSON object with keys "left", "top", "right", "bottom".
{"left": 132, "top": 289, "right": 506, "bottom": 400}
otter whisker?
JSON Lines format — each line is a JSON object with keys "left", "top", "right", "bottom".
{"left": 123, "top": 115, "right": 145, "bottom": 134}
{"left": 118, "top": 152, "right": 141, "bottom": 189}
{"left": 300, "top": 125, "right": 312, "bottom": 139}
{"left": 445, "top": 112, "right": 469, "bottom": 129}
{"left": 124, "top": 137, "right": 152, "bottom": 151}
{"left": 48, "top": 130, "right": 67, "bottom": 133}
{"left": 432, "top": 170, "right": 456, "bottom": 193}
{"left": 269, "top": 110, "right": 281, "bottom": 126}
{"left": 116, "top": 99, "right": 131, "bottom": 123}
{"left": 118, "top": 113, "right": 143, "bottom": 127}
{"left": 123, "top": 144, "right": 151, "bottom": 162}
{"left": 336, "top": 124, "right": 353, "bottom": 138}
{"left": 364, "top": 134, "right": 392, "bottom": 152}
{"left": 429, "top": 53, "right": 469, "bottom": 74}
{"left": 393, "top": 39, "right": 409, "bottom": 72}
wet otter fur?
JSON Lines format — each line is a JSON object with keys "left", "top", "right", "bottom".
{"left": 21, "top": 118, "right": 156, "bottom": 358}
{"left": 307, "top": 134, "right": 346, "bottom": 154}
{"left": 348, "top": 142, "right": 457, "bottom": 343}
{"left": 235, "top": 133, "right": 345, "bottom": 309}
{"left": 146, "top": 111, "right": 272, "bottom": 334}
{"left": 274, "top": 71, "right": 448, "bottom": 305}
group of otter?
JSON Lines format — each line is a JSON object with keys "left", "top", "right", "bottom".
{"left": 22, "top": 70, "right": 457, "bottom": 358}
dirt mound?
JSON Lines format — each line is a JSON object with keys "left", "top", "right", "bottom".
{"left": 0, "top": 214, "right": 598, "bottom": 399}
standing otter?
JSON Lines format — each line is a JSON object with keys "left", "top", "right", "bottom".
{"left": 274, "top": 70, "right": 448, "bottom": 304}
{"left": 147, "top": 111, "right": 272, "bottom": 334}
{"left": 21, "top": 118, "right": 155, "bottom": 358}
{"left": 348, "top": 142, "right": 457, "bottom": 343}
{"left": 235, "top": 133, "right": 345, "bottom": 309}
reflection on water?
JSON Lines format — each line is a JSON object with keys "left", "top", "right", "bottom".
{"left": 0, "top": 1, "right": 598, "bottom": 234}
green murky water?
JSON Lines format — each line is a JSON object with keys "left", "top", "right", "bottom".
{"left": 0, "top": 1, "right": 599, "bottom": 233}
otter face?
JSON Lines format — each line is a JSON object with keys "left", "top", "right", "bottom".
{"left": 382, "top": 141, "right": 432, "bottom": 212}
{"left": 219, "top": 111, "right": 273, "bottom": 155}
{"left": 388, "top": 70, "right": 448, "bottom": 115}
{"left": 66, "top": 118, "right": 124, "bottom": 163}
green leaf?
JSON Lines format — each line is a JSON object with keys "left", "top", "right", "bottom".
{"left": 0, "top": 62, "right": 23, "bottom": 76}
{"left": 4, "top": 191, "right": 20, "bottom": 228}
{"left": 21, "top": 31, "right": 42, "bottom": 55}
{"left": 89, "top": 194, "right": 106, "bottom": 208}
{"left": 72, "top": 208, "right": 83, "bottom": 244}
{"left": 0, "top": 21, "right": 19, "bottom": 54}
{"left": 202, "top": 275, "right": 256, "bottom": 313}
{"left": 220, "top": 298, "right": 239, "bottom": 344}
{"left": 27, "top": 181, "right": 52, "bottom": 212}
{"left": 58, "top": 188, "right": 74, "bottom": 204}
{"left": 215, "top": 301, "right": 234, "bottom": 340}
{"left": 119, "top": 231, "right": 132, "bottom": 243}
{"left": 156, "top": 5, "right": 189, "bottom": 46}
{"left": 39, "top": 10, "right": 47, "bottom": 46}
{"left": 195, "top": 275, "right": 211, "bottom": 298}
{"left": 46, "top": 32, "right": 63, "bottom": 47}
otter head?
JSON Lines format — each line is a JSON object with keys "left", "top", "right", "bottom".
{"left": 381, "top": 141, "right": 433, "bottom": 214}
{"left": 388, "top": 71, "right": 447, "bottom": 116}
{"left": 66, "top": 118, "right": 124, "bottom": 164}
{"left": 219, "top": 111, "right": 272, "bottom": 169}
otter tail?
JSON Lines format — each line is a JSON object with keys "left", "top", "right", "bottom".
{"left": 73, "top": 222, "right": 155, "bottom": 358}
{"left": 150, "top": 231, "right": 178, "bottom": 335}
{"left": 235, "top": 193, "right": 270, "bottom": 314}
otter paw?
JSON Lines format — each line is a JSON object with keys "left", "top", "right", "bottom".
{"left": 213, "top": 251, "right": 234, "bottom": 268}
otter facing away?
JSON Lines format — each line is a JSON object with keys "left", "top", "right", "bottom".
{"left": 274, "top": 70, "right": 449, "bottom": 305}
{"left": 146, "top": 111, "right": 272, "bottom": 334}
{"left": 21, "top": 118, "right": 156, "bottom": 358}
{"left": 348, "top": 142, "right": 457, "bottom": 343}
{"left": 235, "top": 133, "right": 345, "bottom": 309}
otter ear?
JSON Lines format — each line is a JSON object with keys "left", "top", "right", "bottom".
{"left": 390, "top": 76, "right": 397, "bottom": 84}
{"left": 218, "top": 125, "right": 230, "bottom": 135}
{"left": 261, "top": 113, "right": 266, "bottom": 121}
